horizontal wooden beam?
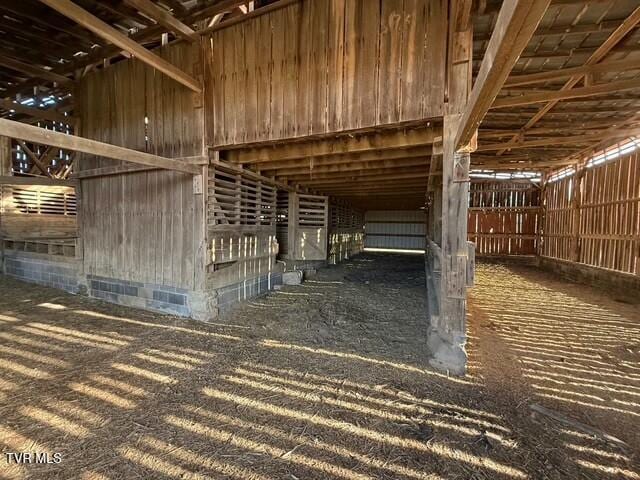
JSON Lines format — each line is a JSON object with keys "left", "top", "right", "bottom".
{"left": 475, "top": 131, "right": 636, "bottom": 152}
{"left": 38, "top": 0, "right": 201, "bottom": 93}
{"left": 283, "top": 165, "right": 429, "bottom": 182}
{"left": 0, "top": 175, "right": 77, "bottom": 186}
{"left": 0, "top": 99, "right": 76, "bottom": 126}
{"left": 456, "top": 0, "right": 550, "bottom": 151}
{"left": 124, "top": 0, "right": 197, "bottom": 42}
{"left": 0, "top": 118, "right": 200, "bottom": 175}
{"left": 300, "top": 172, "right": 431, "bottom": 186}
{"left": 0, "top": 54, "right": 71, "bottom": 84}
{"left": 226, "top": 127, "right": 439, "bottom": 163}
{"left": 504, "top": 58, "right": 640, "bottom": 87}
{"left": 254, "top": 146, "right": 432, "bottom": 171}
{"left": 492, "top": 79, "right": 640, "bottom": 109}
{"left": 273, "top": 157, "right": 429, "bottom": 177}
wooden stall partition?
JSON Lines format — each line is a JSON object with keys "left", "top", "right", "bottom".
{"left": 0, "top": 184, "right": 76, "bottom": 239}
{"left": 467, "top": 180, "right": 541, "bottom": 256}
{"left": 203, "top": 0, "right": 447, "bottom": 147}
{"left": 328, "top": 200, "right": 364, "bottom": 264}
{"left": 286, "top": 193, "right": 329, "bottom": 261}
{"left": 206, "top": 162, "right": 279, "bottom": 289}
{"left": 77, "top": 42, "right": 205, "bottom": 291}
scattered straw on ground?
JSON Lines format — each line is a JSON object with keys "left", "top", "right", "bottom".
{"left": 0, "top": 253, "right": 637, "bottom": 479}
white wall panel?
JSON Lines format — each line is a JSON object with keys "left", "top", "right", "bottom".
{"left": 364, "top": 210, "right": 425, "bottom": 250}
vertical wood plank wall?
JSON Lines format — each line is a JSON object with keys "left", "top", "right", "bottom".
{"left": 203, "top": 0, "right": 446, "bottom": 147}
{"left": 467, "top": 181, "right": 541, "bottom": 256}
{"left": 542, "top": 152, "right": 640, "bottom": 275}
{"left": 77, "top": 43, "right": 205, "bottom": 290}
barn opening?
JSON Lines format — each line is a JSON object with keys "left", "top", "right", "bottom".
{"left": 0, "top": 0, "right": 639, "bottom": 478}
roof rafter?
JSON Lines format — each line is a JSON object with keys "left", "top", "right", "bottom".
{"left": 37, "top": 0, "right": 202, "bottom": 92}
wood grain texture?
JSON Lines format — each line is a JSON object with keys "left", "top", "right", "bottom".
{"left": 77, "top": 43, "right": 205, "bottom": 290}
{"left": 203, "top": 0, "right": 446, "bottom": 147}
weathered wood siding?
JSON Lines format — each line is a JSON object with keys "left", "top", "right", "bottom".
{"left": 543, "top": 151, "right": 640, "bottom": 274}
{"left": 468, "top": 181, "right": 541, "bottom": 256}
{"left": 77, "top": 43, "right": 205, "bottom": 290}
{"left": 204, "top": 0, "right": 446, "bottom": 147}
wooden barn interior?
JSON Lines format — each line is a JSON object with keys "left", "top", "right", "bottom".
{"left": 0, "top": 0, "right": 639, "bottom": 478}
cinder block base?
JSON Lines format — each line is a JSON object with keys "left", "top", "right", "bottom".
{"left": 216, "top": 272, "right": 283, "bottom": 313}
{"left": 87, "top": 274, "right": 195, "bottom": 317}
{"left": 3, "top": 251, "right": 82, "bottom": 294}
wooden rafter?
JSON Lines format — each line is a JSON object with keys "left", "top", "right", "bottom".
{"left": 0, "top": 99, "right": 76, "bottom": 126}
{"left": 0, "top": 54, "right": 71, "bottom": 85}
{"left": 504, "top": 58, "right": 640, "bottom": 88}
{"left": 492, "top": 79, "right": 640, "bottom": 109}
{"left": 123, "top": 0, "right": 197, "bottom": 42}
{"left": 38, "top": 0, "right": 202, "bottom": 93}
{"left": 496, "top": 4, "right": 640, "bottom": 155}
{"left": 456, "top": 0, "right": 551, "bottom": 151}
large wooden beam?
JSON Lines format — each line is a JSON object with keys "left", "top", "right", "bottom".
{"left": 16, "top": 140, "right": 53, "bottom": 178}
{"left": 226, "top": 127, "right": 439, "bottom": 164}
{"left": 283, "top": 166, "right": 430, "bottom": 182}
{"left": 0, "top": 118, "right": 200, "bottom": 175}
{"left": 272, "top": 157, "right": 429, "bottom": 177}
{"left": 0, "top": 99, "right": 76, "bottom": 126}
{"left": 254, "top": 146, "right": 432, "bottom": 171}
{"left": 504, "top": 58, "right": 640, "bottom": 87}
{"left": 0, "top": 175, "right": 77, "bottom": 187}
{"left": 124, "top": 0, "right": 197, "bottom": 42}
{"left": 455, "top": 0, "right": 551, "bottom": 151}
{"left": 492, "top": 78, "right": 640, "bottom": 109}
{"left": 38, "top": 0, "right": 201, "bottom": 93}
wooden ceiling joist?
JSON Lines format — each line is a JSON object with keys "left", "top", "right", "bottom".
{"left": 504, "top": 58, "right": 640, "bottom": 88}
{"left": 226, "top": 127, "right": 440, "bottom": 164}
{"left": 492, "top": 79, "right": 640, "bottom": 109}
{"left": 272, "top": 158, "right": 430, "bottom": 177}
{"left": 283, "top": 166, "right": 430, "bottom": 182}
{"left": 456, "top": 0, "right": 551, "bottom": 151}
{"left": 38, "top": 0, "right": 202, "bottom": 93}
{"left": 124, "top": 0, "right": 197, "bottom": 42}
{"left": 0, "top": 118, "right": 200, "bottom": 175}
{"left": 253, "top": 147, "right": 432, "bottom": 172}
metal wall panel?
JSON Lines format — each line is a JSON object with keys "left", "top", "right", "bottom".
{"left": 364, "top": 210, "right": 425, "bottom": 250}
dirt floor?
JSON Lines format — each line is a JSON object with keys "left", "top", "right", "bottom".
{"left": 0, "top": 252, "right": 638, "bottom": 480}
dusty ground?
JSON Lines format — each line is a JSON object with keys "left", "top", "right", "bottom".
{"left": 0, "top": 252, "right": 638, "bottom": 480}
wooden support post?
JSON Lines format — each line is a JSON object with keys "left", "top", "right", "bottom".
{"left": 427, "top": 115, "right": 470, "bottom": 375}
{"left": 570, "top": 165, "right": 584, "bottom": 262}
{"left": 426, "top": 0, "right": 474, "bottom": 375}
{"left": 288, "top": 192, "right": 299, "bottom": 259}
{"left": 0, "top": 137, "right": 11, "bottom": 175}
